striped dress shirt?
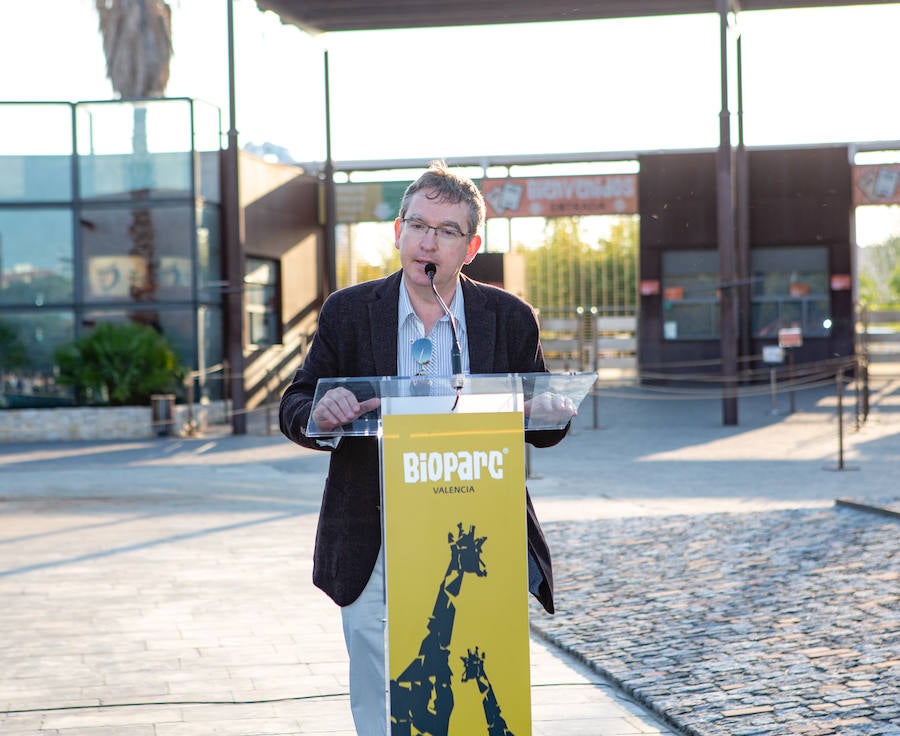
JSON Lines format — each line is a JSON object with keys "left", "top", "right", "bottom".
{"left": 396, "top": 274, "right": 468, "bottom": 377}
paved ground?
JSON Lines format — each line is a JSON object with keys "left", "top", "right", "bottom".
{"left": 535, "top": 506, "right": 898, "bottom": 736}
{"left": 1, "top": 370, "right": 898, "bottom": 735}
{"left": 524, "top": 372, "right": 900, "bottom": 736}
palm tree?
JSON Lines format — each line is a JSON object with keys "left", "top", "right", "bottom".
{"left": 96, "top": 0, "right": 172, "bottom": 99}
{"left": 94, "top": 0, "right": 173, "bottom": 306}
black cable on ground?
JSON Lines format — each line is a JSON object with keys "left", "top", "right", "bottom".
{"left": 1, "top": 692, "right": 349, "bottom": 715}
{"left": 1, "top": 680, "right": 616, "bottom": 716}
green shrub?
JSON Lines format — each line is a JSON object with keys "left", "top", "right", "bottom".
{"left": 0, "top": 319, "right": 29, "bottom": 372}
{"left": 54, "top": 322, "right": 187, "bottom": 406}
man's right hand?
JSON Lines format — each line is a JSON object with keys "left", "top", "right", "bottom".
{"left": 312, "top": 386, "right": 381, "bottom": 432}
{"left": 524, "top": 391, "right": 577, "bottom": 428}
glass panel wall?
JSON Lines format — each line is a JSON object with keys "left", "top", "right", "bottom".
{"left": 751, "top": 246, "right": 831, "bottom": 338}
{"left": 79, "top": 203, "right": 194, "bottom": 303}
{"left": 76, "top": 99, "right": 194, "bottom": 200}
{"left": 79, "top": 306, "right": 224, "bottom": 402}
{"left": 193, "top": 100, "right": 222, "bottom": 203}
{"left": 196, "top": 203, "right": 223, "bottom": 300}
{"left": 0, "top": 310, "right": 75, "bottom": 407}
{"left": 0, "top": 208, "right": 74, "bottom": 306}
{"left": 0, "top": 102, "right": 73, "bottom": 201}
{"left": 197, "top": 305, "right": 224, "bottom": 400}
{"left": 0, "top": 99, "right": 223, "bottom": 409}
{"left": 81, "top": 307, "right": 197, "bottom": 368}
{"left": 661, "top": 249, "right": 720, "bottom": 339}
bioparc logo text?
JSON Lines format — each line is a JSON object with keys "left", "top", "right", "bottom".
{"left": 402, "top": 449, "right": 508, "bottom": 494}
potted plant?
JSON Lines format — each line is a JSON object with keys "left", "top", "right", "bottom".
{"left": 54, "top": 322, "right": 186, "bottom": 407}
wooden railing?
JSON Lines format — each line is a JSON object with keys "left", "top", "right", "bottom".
{"left": 538, "top": 309, "right": 637, "bottom": 373}
{"left": 858, "top": 307, "right": 900, "bottom": 363}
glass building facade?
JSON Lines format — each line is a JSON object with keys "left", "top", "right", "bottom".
{"left": 0, "top": 99, "right": 223, "bottom": 408}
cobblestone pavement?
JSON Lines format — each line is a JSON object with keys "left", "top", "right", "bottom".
{"left": 531, "top": 502, "right": 900, "bottom": 736}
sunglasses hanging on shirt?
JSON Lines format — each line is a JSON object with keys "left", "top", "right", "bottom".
{"left": 411, "top": 337, "right": 432, "bottom": 376}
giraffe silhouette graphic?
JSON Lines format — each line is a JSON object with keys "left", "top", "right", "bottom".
{"left": 460, "top": 646, "right": 516, "bottom": 736}
{"left": 390, "top": 523, "right": 487, "bottom": 736}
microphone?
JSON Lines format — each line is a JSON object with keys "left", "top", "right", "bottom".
{"left": 424, "top": 263, "right": 464, "bottom": 389}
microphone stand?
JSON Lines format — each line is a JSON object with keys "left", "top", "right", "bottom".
{"left": 424, "top": 264, "right": 464, "bottom": 406}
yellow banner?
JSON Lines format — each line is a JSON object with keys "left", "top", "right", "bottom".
{"left": 383, "top": 411, "right": 530, "bottom": 736}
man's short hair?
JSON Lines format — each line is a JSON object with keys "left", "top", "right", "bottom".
{"left": 399, "top": 160, "right": 485, "bottom": 237}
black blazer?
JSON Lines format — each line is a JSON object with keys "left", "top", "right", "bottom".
{"left": 280, "top": 271, "right": 566, "bottom": 613}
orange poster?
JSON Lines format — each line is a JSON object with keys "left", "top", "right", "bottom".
{"left": 853, "top": 164, "right": 900, "bottom": 206}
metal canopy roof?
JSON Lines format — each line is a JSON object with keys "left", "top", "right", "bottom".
{"left": 254, "top": 0, "right": 895, "bottom": 33}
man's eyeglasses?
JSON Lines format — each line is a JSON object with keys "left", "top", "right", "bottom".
{"left": 411, "top": 337, "right": 432, "bottom": 376}
{"left": 402, "top": 218, "right": 471, "bottom": 244}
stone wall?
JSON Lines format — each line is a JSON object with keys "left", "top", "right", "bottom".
{"left": 0, "top": 401, "right": 230, "bottom": 442}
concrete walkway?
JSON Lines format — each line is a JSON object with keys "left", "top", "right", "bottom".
{"left": 1, "top": 427, "right": 677, "bottom": 735}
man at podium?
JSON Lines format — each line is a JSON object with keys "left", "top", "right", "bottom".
{"left": 279, "top": 160, "right": 573, "bottom": 736}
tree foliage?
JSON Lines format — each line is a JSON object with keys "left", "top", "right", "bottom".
{"left": 858, "top": 235, "right": 900, "bottom": 307}
{"left": 337, "top": 242, "right": 401, "bottom": 289}
{"left": 522, "top": 216, "right": 638, "bottom": 314}
{"left": 95, "top": 0, "right": 172, "bottom": 99}
{"left": 0, "top": 319, "right": 29, "bottom": 372}
{"left": 54, "top": 322, "right": 186, "bottom": 406}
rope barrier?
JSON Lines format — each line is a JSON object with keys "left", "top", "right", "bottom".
{"left": 202, "top": 360, "right": 863, "bottom": 412}
{"left": 179, "top": 348, "right": 883, "bottom": 454}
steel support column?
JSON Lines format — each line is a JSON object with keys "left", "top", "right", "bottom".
{"left": 322, "top": 49, "right": 337, "bottom": 296}
{"left": 735, "top": 25, "right": 752, "bottom": 371}
{"left": 717, "top": 0, "right": 738, "bottom": 425}
{"left": 224, "top": 0, "right": 247, "bottom": 434}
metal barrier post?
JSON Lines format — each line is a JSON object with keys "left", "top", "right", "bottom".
{"left": 576, "top": 306, "right": 586, "bottom": 372}
{"left": 769, "top": 366, "right": 778, "bottom": 415}
{"left": 862, "top": 357, "right": 870, "bottom": 422}
{"left": 265, "top": 366, "right": 276, "bottom": 435}
{"left": 590, "top": 307, "right": 600, "bottom": 430}
{"left": 861, "top": 308, "right": 870, "bottom": 423}
{"left": 788, "top": 348, "right": 796, "bottom": 414}
{"left": 223, "top": 359, "right": 232, "bottom": 424}
{"left": 525, "top": 443, "right": 542, "bottom": 479}
{"left": 836, "top": 368, "right": 844, "bottom": 470}
{"left": 825, "top": 367, "right": 858, "bottom": 472}
{"left": 185, "top": 374, "right": 196, "bottom": 435}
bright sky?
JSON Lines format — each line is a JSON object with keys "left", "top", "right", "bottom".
{"left": 2, "top": 0, "right": 899, "bottom": 244}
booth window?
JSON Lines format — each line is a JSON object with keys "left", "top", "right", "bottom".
{"left": 751, "top": 246, "right": 830, "bottom": 338}
{"left": 661, "top": 250, "right": 720, "bottom": 340}
{"left": 244, "top": 257, "right": 280, "bottom": 346}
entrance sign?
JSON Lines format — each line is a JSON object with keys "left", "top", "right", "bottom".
{"left": 337, "top": 175, "right": 640, "bottom": 223}
{"left": 481, "top": 174, "right": 638, "bottom": 218}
